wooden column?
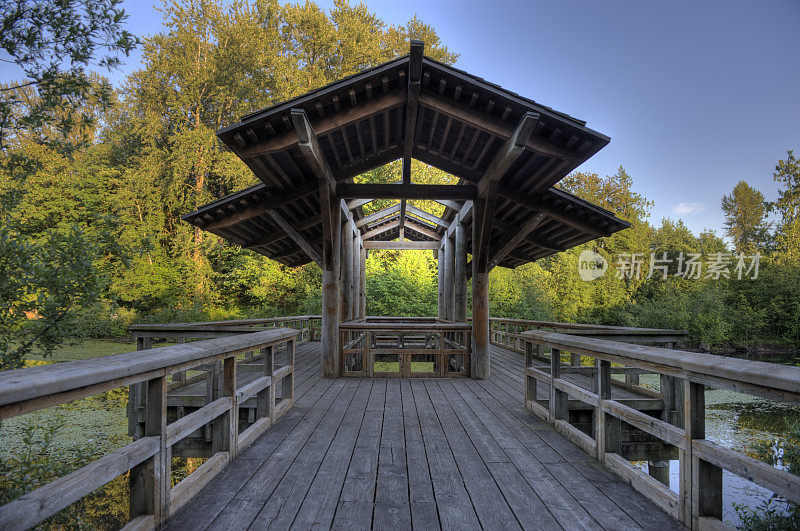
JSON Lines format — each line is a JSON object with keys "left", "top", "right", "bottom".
{"left": 321, "top": 206, "right": 341, "bottom": 377}
{"left": 353, "top": 234, "right": 360, "bottom": 319}
{"left": 683, "top": 381, "right": 722, "bottom": 527}
{"left": 360, "top": 246, "right": 367, "bottom": 318}
{"left": 471, "top": 197, "right": 491, "bottom": 379}
{"left": 437, "top": 244, "right": 445, "bottom": 320}
{"left": 443, "top": 234, "right": 454, "bottom": 321}
{"left": 454, "top": 222, "right": 467, "bottom": 322}
{"left": 340, "top": 216, "right": 354, "bottom": 322}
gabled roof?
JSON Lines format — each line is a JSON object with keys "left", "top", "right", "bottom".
{"left": 183, "top": 48, "right": 628, "bottom": 268}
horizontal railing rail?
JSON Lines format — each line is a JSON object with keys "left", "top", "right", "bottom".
{"left": 0, "top": 328, "right": 298, "bottom": 530}
{"left": 521, "top": 330, "right": 800, "bottom": 530}
{"left": 129, "top": 315, "right": 321, "bottom": 343}
{"left": 339, "top": 321, "right": 471, "bottom": 378}
{"left": 490, "top": 317, "right": 689, "bottom": 351}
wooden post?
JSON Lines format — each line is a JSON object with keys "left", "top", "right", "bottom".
{"left": 360, "top": 246, "right": 367, "bottom": 318}
{"left": 257, "top": 346, "right": 274, "bottom": 421}
{"left": 684, "top": 380, "right": 722, "bottom": 528}
{"left": 596, "top": 359, "right": 621, "bottom": 459}
{"left": 525, "top": 341, "right": 537, "bottom": 404}
{"left": 341, "top": 216, "right": 354, "bottom": 322}
{"left": 353, "top": 235, "right": 361, "bottom": 319}
{"left": 130, "top": 375, "right": 167, "bottom": 524}
{"left": 443, "top": 234, "right": 454, "bottom": 321}
{"left": 549, "top": 348, "right": 568, "bottom": 422}
{"left": 129, "top": 337, "right": 151, "bottom": 438}
{"left": 471, "top": 268, "right": 489, "bottom": 379}
{"left": 321, "top": 204, "right": 341, "bottom": 377}
{"left": 437, "top": 244, "right": 445, "bottom": 320}
{"left": 454, "top": 222, "right": 467, "bottom": 322}
{"left": 212, "top": 357, "right": 237, "bottom": 456}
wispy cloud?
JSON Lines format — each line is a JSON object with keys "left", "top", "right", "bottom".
{"left": 673, "top": 202, "right": 706, "bottom": 216}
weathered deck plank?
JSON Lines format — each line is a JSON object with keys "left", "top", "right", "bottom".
{"left": 165, "top": 342, "right": 683, "bottom": 530}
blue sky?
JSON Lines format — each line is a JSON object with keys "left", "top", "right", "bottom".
{"left": 6, "top": 0, "right": 800, "bottom": 236}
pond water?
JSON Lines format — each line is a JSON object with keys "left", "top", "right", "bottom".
{"left": 628, "top": 386, "right": 800, "bottom": 527}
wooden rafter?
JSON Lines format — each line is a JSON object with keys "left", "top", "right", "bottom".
{"left": 497, "top": 185, "right": 606, "bottom": 236}
{"left": 266, "top": 210, "right": 321, "bottom": 266}
{"left": 406, "top": 204, "right": 448, "bottom": 228}
{"left": 488, "top": 212, "right": 546, "bottom": 269}
{"left": 203, "top": 183, "right": 317, "bottom": 230}
{"left": 473, "top": 112, "right": 539, "bottom": 271}
{"left": 291, "top": 108, "right": 338, "bottom": 269}
{"left": 405, "top": 219, "right": 441, "bottom": 240}
{"left": 361, "top": 219, "right": 401, "bottom": 240}
{"left": 239, "top": 91, "right": 405, "bottom": 159}
{"left": 355, "top": 204, "right": 400, "bottom": 228}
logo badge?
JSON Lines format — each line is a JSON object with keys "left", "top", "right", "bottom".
{"left": 578, "top": 250, "right": 608, "bottom": 281}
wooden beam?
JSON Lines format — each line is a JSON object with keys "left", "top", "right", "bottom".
{"left": 346, "top": 198, "right": 373, "bottom": 210}
{"left": 477, "top": 112, "right": 539, "bottom": 194}
{"left": 363, "top": 240, "right": 439, "bottom": 250}
{"left": 497, "top": 185, "right": 606, "bottom": 236}
{"left": 204, "top": 183, "right": 317, "bottom": 230}
{"left": 399, "top": 200, "right": 407, "bottom": 235}
{"left": 405, "top": 219, "right": 441, "bottom": 240}
{"left": 266, "top": 210, "right": 321, "bottom": 266}
{"left": 354, "top": 204, "right": 401, "bottom": 228}
{"left": 239, "top": 90, "right": 405, "bottom": 159}
{"left": 454, "top": 221, "right": 467, "bottom": 322}
{"left": 336, "top": 183, "right": 477, "bottom": 200}
{"left": 403, "top": 40, "right": 424, "bottom": 184}
{"left": 291, "top": 109, "right": 336, "bottom": 193}
{"left": 488, "top": 212, "right": 546, "bottom": 269}
{"left": 406, "top": 204, "right": 449, "bottom": 228}
{"left": 435, "top": 199, "right": 463, "bottom": 211}
{"left": 361, "top": 219, "right": 401, "bottom": 240}
{"left": 243, "top": 214, "right": 321, "bottom": 249}
{"left": 418, "top": 92, "right": 578, "bottom": 161}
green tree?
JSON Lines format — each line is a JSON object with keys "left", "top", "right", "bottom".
{"left": 770, "top": 150, "right": 800, "bottom": 264}
{"left": 0, "top": 0, "right": 136, "bottom": 369}
{"left": 721, "top": 180, "right": 770, "bottom": 253}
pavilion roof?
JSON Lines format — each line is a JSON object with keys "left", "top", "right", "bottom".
{"left": 183, "top": 46, "right": 629, "bottom": 268}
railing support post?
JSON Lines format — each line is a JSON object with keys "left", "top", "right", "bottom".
{"left": 683, "top": 381, "right": 722, "bottom": 528}
{"left": 549, "top": 348, "right": 568, "bottom": 422}
{"left": 130, "top": 375, "right": 167, "bottom": 524}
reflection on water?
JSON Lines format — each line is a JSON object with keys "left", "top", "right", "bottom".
{"left": 630, "top": 387, "right": 800, "bottom": 527}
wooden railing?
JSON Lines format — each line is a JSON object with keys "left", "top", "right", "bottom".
{"left": 0, "top": 328, "right": 298, "bottom": 530}
{"left": 490, "top": 317, "right": 689, "bottom": 350}
{"left": 521, "top": 330, "right": 800, "bottom": 529}
{"left": 339, "top": 321, "right": 472, "bottom": 378}
{"left": 129, "top": 314, "right": 321, "bottom": 343}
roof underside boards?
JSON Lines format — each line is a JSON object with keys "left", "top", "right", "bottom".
{"left": 182, "top": 51, "right": 629, "bottom": 268}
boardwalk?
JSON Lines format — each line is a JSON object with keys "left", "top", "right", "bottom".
{"left": 165, "top": 343, "right": 681, "bottom": 530}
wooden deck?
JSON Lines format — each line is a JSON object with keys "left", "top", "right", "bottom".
{"left": 164, "top": 342, "right": 682, "bottom": 530}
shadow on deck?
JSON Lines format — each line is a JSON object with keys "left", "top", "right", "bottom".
{"left": 165, "top": 342, "right": 682, "bottom": 530}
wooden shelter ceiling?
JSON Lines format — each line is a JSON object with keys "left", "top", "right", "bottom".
{"left": 183, "top": 45, "right": 629, "bottom": 268}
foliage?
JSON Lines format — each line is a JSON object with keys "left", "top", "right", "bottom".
{"left": 721, "top": 180, "right": 771, "bottom": 253}
{"left": 0, "top": 423, "right": 128, "bottom": 528}
{"left": 769, "top": 150, "right": 800, "bottom": 265}
{"left": 0, "top": 0, "right": 137, "bottom": 155}
{"left": 733, "top": 420, "right": 800, "bottom": 529}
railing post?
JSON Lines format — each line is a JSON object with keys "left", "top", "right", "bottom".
{"left": 282, "top": 339, "right": 295, "bottom": 407}
{"left": 212, "top": 356, "right": 237, "bottom": 457}
{"left": 129, "top": 337, "right": 151, "bottom": 438}
{"left": 130, "top": 375, "right": 168, "bottom": 524}
{"left": 596, "top": 359, "right": 620, "bottom": 461}
{"left": 549, "top": 348, "right": 568, "bottom": 423}
{"left": 525, "top": 341, "right": 537, "bottom": 405}
{"left": 257, "top": 346, "right": 274, "bottom": 422}
{"left": 684, "top": 380, "right": 722, "bottom": 528}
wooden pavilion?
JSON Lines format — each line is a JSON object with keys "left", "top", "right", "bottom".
{"left": 183, "top": 40, "right": 629, "bottom": 379}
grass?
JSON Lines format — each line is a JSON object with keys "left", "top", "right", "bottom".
{"left": 374, "top": 361, "right": 436, "bottom": 373}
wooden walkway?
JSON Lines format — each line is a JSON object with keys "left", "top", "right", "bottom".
{"left": 165, "top": 342, "right": 682, "bottom": 530}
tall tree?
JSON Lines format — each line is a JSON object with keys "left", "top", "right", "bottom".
{"left": 770, "top": 150, "right": 800, "bottom": 264}
{"left": 720, "top": 180, "right": 770, "bottom": 253}
{"left": 0, "top": 0, "right": 136, "bottom": 369}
